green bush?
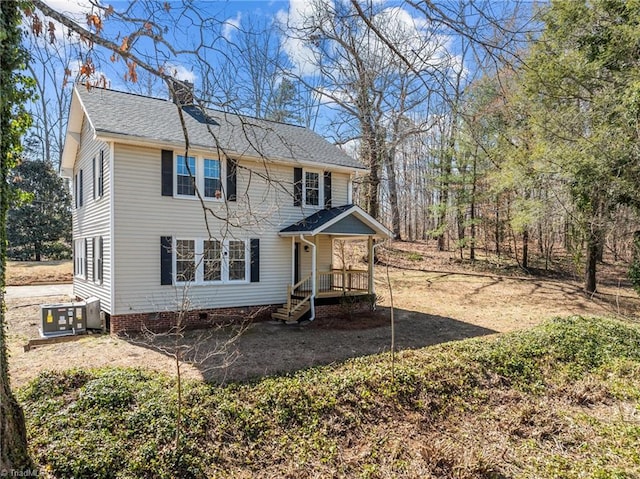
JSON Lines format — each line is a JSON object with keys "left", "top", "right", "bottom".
{"left": 18, "top": 317, "right": 640, "bottom": 478}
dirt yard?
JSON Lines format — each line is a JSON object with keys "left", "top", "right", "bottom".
{"left": 6, "top": 243, "right": 640, "bottom": 389}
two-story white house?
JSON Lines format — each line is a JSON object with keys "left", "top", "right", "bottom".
{"left": 61, "top": 84, "right": 391, "bottom": 333}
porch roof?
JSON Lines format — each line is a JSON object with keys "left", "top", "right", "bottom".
{"left": 279, "top": 204, "right": 392, "bottom": 238}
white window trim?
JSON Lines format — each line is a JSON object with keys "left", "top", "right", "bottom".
{"left": 174, "top": 154, "right": 225, "bottom": 201}
{"left": 173, "top": 237, "right": 249, "bottom": 286}
{"left": 74, "top": 238, "right": 86, "bottom": 279}
{"left": 303, "top": 168, "right": 323, "bottom": 207}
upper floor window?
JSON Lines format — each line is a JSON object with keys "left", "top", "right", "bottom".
{"left": 305, "top": 171, "right": 320, "bottom": 206}
{"left": 176, "top": 155, "right": 196, "bottom": 196}
{"left": 175, "top": 155, "right": 222, "bottom": 199}
{"left": 294, "top": 167, "right": 330, "bottom": 208}
{"left": 204, "top": 159, "right": 221, "bottom": 198}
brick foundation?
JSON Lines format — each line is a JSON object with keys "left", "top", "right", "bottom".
{"left": 109, "top": 295, "right": 376, "bottom": 334}
{"left": 110, "top": 304, "right": 278, "bottom": 335}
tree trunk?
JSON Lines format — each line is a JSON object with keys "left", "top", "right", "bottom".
{"left": 584, "top": 232, "right": 599, "bottom": 294}
{"left": 494, "top": 196, "right": 501, "bottom": 257}
{"left": 469, "top": 151, "right": 477, "bottom": 261}
{"left": 436, "top": 151, "right": 451, "bottom": 251}
{"left": 0, "top": 382, "right": 31, "bottom": 471}
{"left": 384, "top": 147, "right": 401, "bottom": 240}
{"left": 522, "top": 229, "right": 529, "bottom": 270}
{"left": 1, "top": 2, "right": 33, "bottom": 470}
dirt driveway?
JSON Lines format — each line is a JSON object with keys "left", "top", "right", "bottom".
{"left": 7, "top": 266, "right": 639, "bottom": 389}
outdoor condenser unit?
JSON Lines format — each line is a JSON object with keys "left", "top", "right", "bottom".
{"left": 85, "top": 297, "right": 102, "bottom": 330}
{"left": 40, "top": 302, "right": 87, "bottom": 337}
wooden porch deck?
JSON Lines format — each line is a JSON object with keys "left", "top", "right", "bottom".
{"left": 272, "top": 269, "right": 372, "bottom": 323}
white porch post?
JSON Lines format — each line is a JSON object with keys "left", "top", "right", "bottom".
{"left": 291, "top": 236, "right": 295, "bottom": 285}
{"left": 368, "top": 236, "right": 374, "bottom": 295}
{"left": 299, "top": 235, "right": 316, "bottom": 320}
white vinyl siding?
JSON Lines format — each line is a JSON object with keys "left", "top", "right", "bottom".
{"left": 71, "top": 117, "right": 112, "bottom": 313}
{"left": 112, "top": 143, "right": 353, "bottom": 315}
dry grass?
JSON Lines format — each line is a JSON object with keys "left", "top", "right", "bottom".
{"left": 6, "top": 260, "right": 72, "bottom": 286}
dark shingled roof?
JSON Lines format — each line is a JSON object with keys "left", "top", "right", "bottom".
{"left": 76, "top": 86, "right": 364, "bottom": 170}
{"left": 280, "top": 205, "right": 354, "bottom": 233}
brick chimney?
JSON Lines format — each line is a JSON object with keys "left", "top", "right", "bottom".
{"left": 170, "top": 79, "right": 194, "bottom": 106}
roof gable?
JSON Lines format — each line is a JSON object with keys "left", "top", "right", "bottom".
{"left": 280, "top": 205, "right": 392, "bottom": 238}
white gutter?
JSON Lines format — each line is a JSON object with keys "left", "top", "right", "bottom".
{"left": 299, "top": 234, "right": 316, "bottom": 322}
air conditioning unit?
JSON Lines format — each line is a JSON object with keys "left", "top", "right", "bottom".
{"left": 85, "top": 297, "right": 102, "bottom": 330}
{"left": 40, "top": 302, "right": 87, "bottom": 337}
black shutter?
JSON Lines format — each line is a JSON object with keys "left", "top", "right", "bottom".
{"left": 161, "top": 150, "right": 173, "bottom": 196}
{"left": 74, "top": 174, "right": 78, "bottom": 208}
{"left": 227, "top": 158, "right": 237, "bottom": 201}
{"left": 250, "top": 238, "right": 260, "bottom": 283}
{"left": 324, "top": 171, "right": 332, "bottom": 208}
{"left": 98, "top": 236, "right": 103, "bottom": 282}
{"left": 160, "top": 236, "right": 173, "bottom": 285}
{"left": 293, "top": 167, "right": 302, "bottom": 206}
{"left": 92, "top": 157, "right": 96, "bottom": 200}
{"left": 99, "top": 150, "right": 104, "bottom": 197}
{"left": 79, "top": 170, "right": 83, "bottom": 207}
{"left": 92, "top": 237, "right": 96, "bottom": 281}
{"left": 83, "top": 238, "right": 88, "bottom": 278}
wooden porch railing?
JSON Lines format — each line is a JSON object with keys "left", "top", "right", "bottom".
{"left": 288, "top": 274, "right": 313, "bottom": 314}
{"left": 317, "top": 269, "right": 369, "bottom": 294}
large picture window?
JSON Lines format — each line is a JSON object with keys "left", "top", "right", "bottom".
{"left": 228, "top": 240, "right": 246, "bottom": 281}
{"left": 176, "top": 239, "right": 196, "bottom": 282}
{"left": 203, "top": 239, "right": 222, "bottom": 281}
{"left": 174, "top": 238, "right": 248, "bottom": 284}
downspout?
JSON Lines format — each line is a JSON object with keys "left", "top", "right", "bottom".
{"left": 299, "top": 234, "right": 316, "bottom": 321}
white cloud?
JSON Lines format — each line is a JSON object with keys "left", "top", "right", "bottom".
{"left": 164, "top": 62, "right": 196, "bottom": 84}
{"left": 276, "top": 0, "right": 334, "bottom": 77}
{"left": 44, "top": 0, "right": 96, "bottom": 21}
{"left": 222, "top": 12, "right": 242, "bottom": 41}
